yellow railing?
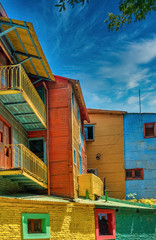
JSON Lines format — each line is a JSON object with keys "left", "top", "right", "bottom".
{"left": 0, "top": 144, "right": 47, "bottom": 184}
{"left": 0, "top": 64, "right": 46, "bottom": 127}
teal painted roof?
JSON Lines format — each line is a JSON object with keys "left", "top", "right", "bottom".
{"left": 0, "top": 194, "right": 155, "bottom": 210}
{"left": 75, "top": 197, "right": 156, "bottom": 210}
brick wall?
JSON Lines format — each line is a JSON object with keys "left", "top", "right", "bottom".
{"left": 0, "top": 198, "right": 95, "bottom": 240}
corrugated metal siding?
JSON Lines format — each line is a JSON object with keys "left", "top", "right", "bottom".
{"left": 47, "top": 77, "right": 74, "bottom": 198}
{"left": 124, "top": 113, "right": 156, "bottom": 199}
{"left": 86, "top": 113, "right": 125, "bottom": 199}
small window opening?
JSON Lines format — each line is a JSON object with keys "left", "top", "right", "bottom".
{"left": 98, "top": 214, "right": 110, "bottom": 236}
{"left": 87, "top": 169, "right": 97, "bottom": 176}
{"left": 29, "top": 139, "right": 46, "bottom": 162}
{"left": 28, "top": 219, "right": 43, "bottom": 234}
{"left": 126, "top": 169, "right": 143, "bottom": 180}
{"left": 126, "top": 170, "right": 132, "bottom": 178}
{"left": 135, "top": 170, "right": 141, "bottom": 178}
{"left": 72, "top": 92, "right": 75, "bottom": 107}
{"left": 145, "top": 124, "right": 154, "bottom": 137}
{"left": 84, "top": 125, "right": 94, "bottom": 140}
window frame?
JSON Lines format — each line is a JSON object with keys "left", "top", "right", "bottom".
{"left": 125, "top": 168, "right": 143, "bottom": 180}
{"left": 144, "top": 122, "right": 156, "bottom": 138}
{"left": 73, "top": 147, "right": 77, "bottom": 165}
{"left": 77, "top": 106, "right": 80, "bottom": 121}
{"left": 84, "top": 124, "right": 94, "bottom": 141}
{"left": 95, "top": 209, "right": 116, "bottom": 240}
{"left": 72, "top": 91, "right": 75, "bottom": 107}
{"left": 79, "top": 144, "right": 82, "bottom": 174}
{"left": 22, "top": 213, "right": 50, "bottom": 239}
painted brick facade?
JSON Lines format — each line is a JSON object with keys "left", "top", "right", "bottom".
{"left": 0, "top": 197, "right": 155, "bottom": 240}
{"left": 0, "top": 198, "right": 95, "bottom": 240}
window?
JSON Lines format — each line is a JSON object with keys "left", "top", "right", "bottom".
{"left": 22, "top": 213, "right": 50, "bottom": 239}
{"left": 95, "top": 209, "right": 116, "bottom": 240}
{"left": 28, "top": 219, "right": 42, "bottom": 233}
{"left": 125, "top": 168, "right": 143, "bottom": 180}
{"left": 77, "top": 106, "right": 80, "bottom": 121}
{"left": 73, "top": 148, "right": 76, "bottom": 165}
{"left": 84, "top": 125, "right": 94, "bottom": 141}
{"left": 72, "top": 91, "right": 75, "bottom": 107}
{"left": 29, "top": 138, "right": 46, "bottom": 164}
{"left": 144, "top": 123, "right": 156, "bottom": 138}
{"left": 79, "top": 144, "right": 82, "bottom": 174}
{"left": 87, "top": 169, "right": 97, "bottom": 176}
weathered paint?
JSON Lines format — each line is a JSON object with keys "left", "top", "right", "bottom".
{"left": 0, "top": 101, "right": 28, "bottom": 146}
{"left": 124, "top": 113, "right": 156, "bottom": 199}
{"left": 46, "top": 75, "right": 88, "bottom": 198}
{"left": 115, "top": 208, "right": 156, "bottom": 240}
{"left": 86, "top": 110, "right": 125, "bottom": 199}
{"left": 0, "top": 197, "right": 95, "bottom": 240}
{"left": 78, "top": 173, "right": 103, "bottom": 200}
{"left": 46, "top": 75, "right": 74, "bottom": 198}
{"left": 0, "top": 196, "right": 155, "bottom": 240}
{"left": 71, "top": 91, "right": 87, "bottom": 198}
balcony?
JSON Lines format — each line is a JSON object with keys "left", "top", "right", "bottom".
{"left": 0, "top": 64, "right": 46, "bottom": 130}
{"left": 0, "top": 144, "right": 47, "bottom": 189}
{"left": 78, "top": 174, "right": 103, "bottom": 200}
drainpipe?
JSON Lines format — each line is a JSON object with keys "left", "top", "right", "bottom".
{"left": 43, "top": 82, "right": 50, "bottom": 196}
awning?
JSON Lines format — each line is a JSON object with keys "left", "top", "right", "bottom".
{"left": 0, "top": 17, "right": 55, "bottom": 82}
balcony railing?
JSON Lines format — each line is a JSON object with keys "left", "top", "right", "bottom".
{"left": 0, "top": 144, "right": 47, "bottom": 184}
{"left": 0, "top": 64, "right": 46, "bottom": 128}
{"left": 78, "top": 173, "right": 103, "bottom": 200}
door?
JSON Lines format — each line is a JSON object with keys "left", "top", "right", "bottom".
{"left": 0, "top": 119, "right": 11, "bottom": 169}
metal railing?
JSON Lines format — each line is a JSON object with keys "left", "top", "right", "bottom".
{"left": 0, "top": 64, "right": 46, "bottom": 126}
{"left": 0, "top": 144, "right": 47, "bottom": 184}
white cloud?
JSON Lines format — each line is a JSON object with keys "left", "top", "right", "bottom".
{"left": 127, "top": 96, "right": 139, "bottom": 105}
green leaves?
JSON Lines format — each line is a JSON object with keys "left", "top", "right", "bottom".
{"left": 55, "top": 0, "right": 89, "bottom": 12}
{"left": 54, "top": 0, "right": 156, "bottom": 31}
{"left": 105, "top": 0, "right": 156, "bottom": 31}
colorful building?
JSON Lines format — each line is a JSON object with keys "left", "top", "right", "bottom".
{"left": 85, "top": 109, "right": 126, "bottom": 199}
{"left": 0, "top": 195, "right": 155, "bottom": 240}
{"left": 0, "top": 4, "right": 155, "bottom": 240}
{"left": 0, "top": 5, "right": 103, "bottom": 200}
{"left": 124, "top": 113, "right": 156, "bottom": 199}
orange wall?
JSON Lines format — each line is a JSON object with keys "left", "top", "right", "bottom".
{"left": 47, "top": 76, "right": 74, "bottom": 198}
{"left": 85, "top": 113, "right": 125, "bottom": 199}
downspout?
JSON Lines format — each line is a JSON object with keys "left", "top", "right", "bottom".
{"left": 43, "top": 82, "right": 50, "bottom": 196}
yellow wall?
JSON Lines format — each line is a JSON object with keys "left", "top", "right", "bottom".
{"left": 71, "top": 92, "right": 81, "bottom": 198}
{"left": 0, "top": 197, "right": 95, "bottom": 240}
{"left": 85, "top": 113, "right": 125, "bottom": 199}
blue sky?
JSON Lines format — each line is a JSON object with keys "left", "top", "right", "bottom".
{"left": 1, "top": 0, "right": 156, "bottom": 112}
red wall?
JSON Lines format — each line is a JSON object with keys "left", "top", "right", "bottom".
{"left": 47, "top": 76, "right": 74, "bottom": 198}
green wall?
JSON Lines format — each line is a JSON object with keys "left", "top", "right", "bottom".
{"left": 115, "top": 208, "right": 156, "bottom": 240}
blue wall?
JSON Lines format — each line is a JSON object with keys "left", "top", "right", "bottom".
{"left": 124, "top": 113, "right": 156, "bottom": 199}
